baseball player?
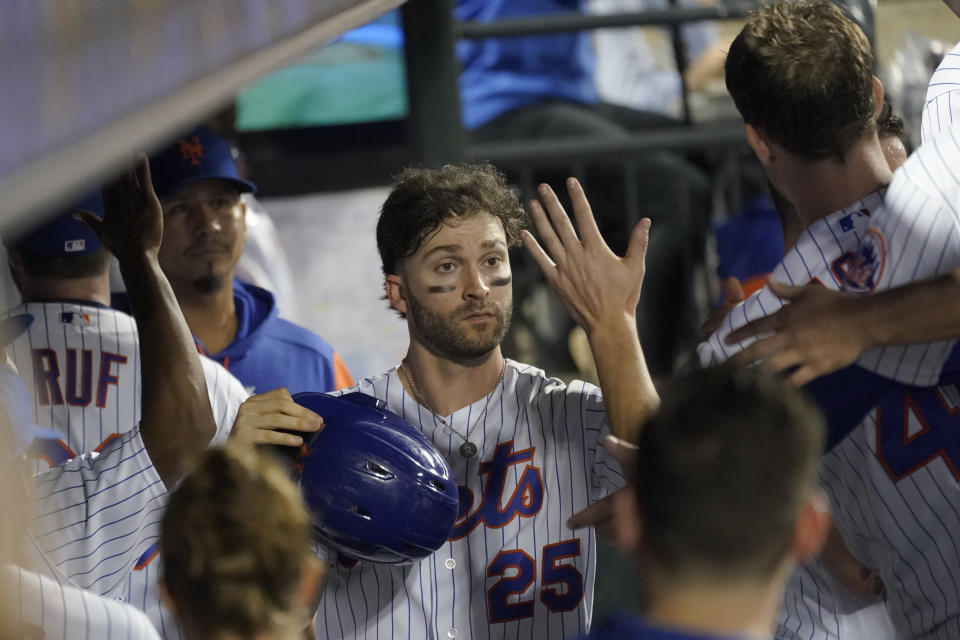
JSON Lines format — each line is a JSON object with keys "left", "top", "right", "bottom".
{"left": 585, "top": 366, "right": 829, "bottom": 640}
{"left": 1, "top": 315, "right": 162, "bottom": 640}
{"left": 144, "top": 126, "right": 352, "bottom": 395}
{"left": 703, "top": 3, "right": 960, "bottom": 638}
{"left": 11, "top": 159, "right": 238, "bottom": 640}
{"left": 291, "top": 163, "right": 654, "bottom": 640}
{"left": 3, "top": 190, "right": 252, "bottom": 638}
{"left": 3, "top": 191, "right": 249, "bottom": 473}
{"left": 2, "top": 157, "right": 222, "bottom": 637}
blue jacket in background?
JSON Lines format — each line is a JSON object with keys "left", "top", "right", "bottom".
{"left": 456, "top": 0, "right": 597, "bottom": 129}
{"left": 195, "top": 280, "right": 352, "bottom": 395}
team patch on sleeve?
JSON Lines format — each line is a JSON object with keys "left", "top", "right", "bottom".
{"left": 838, "top": 227, "right": 886, "bottom": 294}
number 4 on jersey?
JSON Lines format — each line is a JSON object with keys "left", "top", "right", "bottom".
{"left": 876, "top": 386, "right": 960, "bottom": 482}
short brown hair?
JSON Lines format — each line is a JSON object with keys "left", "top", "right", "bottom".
{"left": 636, "top": 365, "right": 824, "bottom": 583}
{"left": 161, "top": 446, "right": 315, "bottom": 638}
{"left": 725, "top": 1, "right": 876, "bottom": 161}
{"left": 376, "top": 163, "right": 527, "bottom": 276}
{"left": 11, "top": 246, "right": 111, "bottom": 280}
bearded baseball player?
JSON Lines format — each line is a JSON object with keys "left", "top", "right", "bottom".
{"left": 304, "top": 163, "right": 655, "bottom": 640}
{"left": 701, "top": 3, "right": 960, "bottom": 639}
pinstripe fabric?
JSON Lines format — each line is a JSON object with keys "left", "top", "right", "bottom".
{"left": 2, "top": 565, "right": 161, "bottom": 639}
{"left": 4, "top": 302, "right": 249, "bottom": 638}
{"left": 3, "top": 301, "right": 248, "bottom": 472}
{"left": 314, "top": 359, "right": 624, "bottom": 640}
{"left": 702, "top": 127, "right": 960, "bottom": 638}
{"left": 921, "top": 42, "right": 960, "bottom": 143}
{"left": 699, "top": 193, "right": 897, "bottom": 639}
{"left": 27, "top": 426, "right": 167, "bottom": 599}
{"left": 851, "top": 128, "right": 960, "bottom": 386}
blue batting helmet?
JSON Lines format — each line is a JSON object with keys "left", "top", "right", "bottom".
{"left": 293, "top": 391, "right": 459, "bottom": 565}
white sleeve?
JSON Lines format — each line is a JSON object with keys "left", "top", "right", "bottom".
{"left": 28, "top": 426, "right": 167, "bottom": 598}
{"left": 6, "top": 567, "right": 163, "bottom": 640}
{"left": 569, "top": 381, "right": 626, "bottom": 502}
{"left": 921, "top": 47, "right": 960, "bottom": 143}
{"left": 847, "top": 168, "right": 960, "bottom": 385}
{"left": 921, "top": 88, "right": 960, "bottom": 143}
{"left": 199, "top": 355, "right": 250, "bottom": 446}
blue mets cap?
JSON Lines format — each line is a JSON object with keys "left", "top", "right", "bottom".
{"left": 149, "top": 126, "right": 256, "bottom": 199}
{"left": 15, "top": 192, "right": 104, "bottom": 257}
{"left": 0, "top": 314, "right": 61, "bottom": 457}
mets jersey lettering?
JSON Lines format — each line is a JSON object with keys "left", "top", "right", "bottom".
{"left": 315, "top": 360, "right": 623, "bottom": 640}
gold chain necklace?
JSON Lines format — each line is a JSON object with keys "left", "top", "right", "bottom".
{"left": 399, "top": 358, "right": 507, "bottom": 459}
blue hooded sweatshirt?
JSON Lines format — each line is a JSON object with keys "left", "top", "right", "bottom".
{"left": 194, "top": 280, "right": 351, "bottom": 395}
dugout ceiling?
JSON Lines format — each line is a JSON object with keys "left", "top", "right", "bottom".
{"left": 0, "top": 0, "right": 405, "bottom": 234}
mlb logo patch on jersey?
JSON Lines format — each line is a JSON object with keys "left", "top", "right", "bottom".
{"left": 839, "top": 209, "right": 868, "bottom": 232}
{"left": 60, "top": 312, "right": 91, "bottom": 326}
{"left": 841, "top": 228, "right": 886, "bottom": 294}
{"left": 64, "top": 239, "right": 86, "bottom": 253}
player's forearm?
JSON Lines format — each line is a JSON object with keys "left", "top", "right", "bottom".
{"left": 860, "top": 269, "right": 960, "bottom": 347}
{"left": 587, "top": 313, "right": 659, "bottom": 444}
{"left": 119, "top": 252, "right": 215, "bottom": 485}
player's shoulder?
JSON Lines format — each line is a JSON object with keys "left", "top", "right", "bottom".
{"left": 890, "top": 126, "right": 960, "bottom": 214}
{"left": 4, "top": 565, "right": 162, "bottom": 640}
{"left": 337, "top": 367, "right": 394, "bottom": 400}
{"left": 507, "top": 359, "right": 603, "bottom": 405}
{"left": 198, "top": 354, "right": 249, "bottom": 400}
{"left": 925, "top": 41, "right": 960, "bottom": 102}
{"left": 7, "top": 300, "right": 137, "bottom": 331}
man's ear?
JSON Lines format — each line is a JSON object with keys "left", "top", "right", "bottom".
{"left": 872, "top": 76, "right": 885, "bottom": 119}
{"left": 384, "top": 274, "right": 408, "bottom": 316}
{"left": 790, "top": 490, "right": 831, "bottom": 564}
{"left": 745, "top": 124, "right": 775, "bottom": 167}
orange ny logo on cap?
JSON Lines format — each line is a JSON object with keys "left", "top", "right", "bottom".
{"left": 177, "top": 136, "right": 204, "bottom": 167}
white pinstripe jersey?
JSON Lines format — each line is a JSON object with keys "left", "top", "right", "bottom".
{"left": 3, "top": 301, "right": 247, "bottom": 473}
{"left": 2, "top": 565, "right": 162, "bottom": 640}
{"left": 315, "top": 359, "right": 624, "bottom": 640}
{"left": 3, "top": 301, "right": 249, "bottom": 638}
{"left": 700, "top": 192, "right": 897, "bottom": 640}
{"left": 921, "top": 41, "right": 960, "bottom": 143}
{"left": 703, "top": 127, "right": 960, "bottom": 638}
{"left": 26, "top": 425, "right": 166, "bottom": 599}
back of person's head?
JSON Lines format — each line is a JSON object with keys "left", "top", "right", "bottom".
{"left": 7, "top": 193, "right": 110, "bottom": 280}
{"left": 160, "top": 445, "right": 319, "bottom": 639}
{"left": 376, "top": 162, "right": 527, "bottom": 277}
{"left": 725, "top": 0, "right": 876, "bottom": 161}
{"left": 636, "top": 365, "right": 826, "bottom": 586}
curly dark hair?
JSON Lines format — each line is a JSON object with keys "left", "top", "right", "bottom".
{"left": 376, "top": 163, "right": 527, "bottom": 277}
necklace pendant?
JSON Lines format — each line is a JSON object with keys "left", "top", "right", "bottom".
{"left": 459, "top": 441, "right": 478, "bottom": 459}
